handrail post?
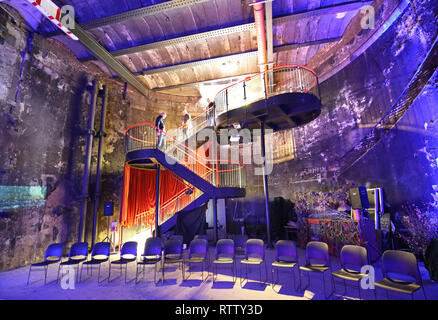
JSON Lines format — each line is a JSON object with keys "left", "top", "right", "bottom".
{"left": 213, "top": 197, "right": 218, "bottom": 244}
{"left": 225, "top": 89, "right": 229, "bottom": 113}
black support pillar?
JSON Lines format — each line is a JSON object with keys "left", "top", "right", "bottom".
{"left": 91, "top": 85, "right": 107, "bottom": 248}
{"left": 78, "top": 80, "right": 98, "bottom": 243}
{"left": 213, "top": 197, "right": 218, "bottom": 243}
{"left": 261, "top": 122, "right": 272, "bottom": 247}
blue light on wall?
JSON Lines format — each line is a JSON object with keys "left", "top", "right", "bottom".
{"left": 0, "top": 186, "right": 47, "bottom": 211}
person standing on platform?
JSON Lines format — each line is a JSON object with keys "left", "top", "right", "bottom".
{"left": 182, "top": 109, "right": 192, "bottom": 140}
{"left": 155, "top": 112, "right": 167, "bottom": 149}
{"left": 206, "top": 98, "right": 216, "bottom": 127}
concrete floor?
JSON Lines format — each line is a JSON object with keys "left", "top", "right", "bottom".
{"left": 0, "top": 246, "right": 436, "bottom": 300}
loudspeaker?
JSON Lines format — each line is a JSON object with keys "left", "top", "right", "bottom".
{"left": 104, "top": 202, "right": 114, "bottom": 216}
{"left": 349, "top": 186, "right": 370, "bottom": 209}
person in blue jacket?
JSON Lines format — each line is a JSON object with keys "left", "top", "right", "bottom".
{"left": 155, "top": 112, "right": 167, "bottom": 149}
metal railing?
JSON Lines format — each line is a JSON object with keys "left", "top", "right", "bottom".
{"left": 134, "top": 187, "right": 204, "bottom": 227}
{"left": 214, "top": 64, "right": 320, "bottom": 116}
{"left": 126, "top": 122, "right": 245, "bottom": 189}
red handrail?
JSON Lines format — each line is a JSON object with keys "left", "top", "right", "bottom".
{"left": 214, "top": 64, "right": 318, "bottom": 99}
{"left": 126, "top": 122, "right": 245, "bottom": 170}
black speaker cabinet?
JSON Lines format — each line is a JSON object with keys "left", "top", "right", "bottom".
{"left": 349, "top": 186, "right": 370, "bottom": 209}
{"left": 104, "top": 202, "right": 114, "bottom": 216}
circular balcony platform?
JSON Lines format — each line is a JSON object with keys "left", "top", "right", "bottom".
{"left": 216, "top": 92, "right": 321, "bottom": 132}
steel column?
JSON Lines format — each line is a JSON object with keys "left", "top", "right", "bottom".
{"left": 260, "top": 122, "right": 272, "bottom": 247}
{"left": 78, "top": 80, "right": 98, "bottom": 243}
{"left": 91, "top": 85, "right": 108, "bottom": 248}
{"left": 213, "top": 197, "right": 218, "bottom": 244}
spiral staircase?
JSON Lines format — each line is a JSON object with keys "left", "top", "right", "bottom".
{"left": 124, "top": 65, "right": 322, "bottom": 235}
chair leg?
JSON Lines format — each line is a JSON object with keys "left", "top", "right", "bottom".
{"left": 44, "top": 266, "right": 49, "bottom": 285}
{"left": 422, "top": 286, "right": 428, "bottom": 300}
{"left": 79, "top": 265, "right": 83, "bottom": 283}
{"left": 293, "top": 267, "right": 299, "bottom": 291}
{"left": 182, "top": 261, "right": 185, "bottom": 281}
{"left": 76, "top": 265, "right": 80, "bottom": 284}
{"left": 27, "top": 266, "right": 32, "bottom": 285}
{"left": 259, "top": 264, "right": 262, "bottom": 283}
{"left": 271, "top": 268, "right": 276, "bottom": 289}
{"left": 97, "top": 264, "right": 102, "bottom": 283}
{"left": 358, "top": 283, "right": 362, "bottom": 300}
{"left": 108, "top": 263, "right": 112, "bottom": 282}
{"left": 135, "top": 264, "right": 139, "bottom": 284}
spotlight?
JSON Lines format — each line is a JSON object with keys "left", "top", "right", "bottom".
{"left": 185, "top": 189, "right": 194, "bottom": 195}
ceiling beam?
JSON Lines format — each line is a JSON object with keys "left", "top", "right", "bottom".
{"left": 155, "top": 73, "right": 258, "bottom": 91}
{"left": 274, "top": 36, "right": 342, "bottom": 52}
{"left": 140, "top": 51, "right": 259, "bottom": 76}
{"left": 85, "top": 0, "right": 371, "bottom": 31}
{"left": 70, "top": 25, "right": 150, "bottom": 96}
{"left": 137, "top": 36, "right": 339, "bottom": 76}
{"left": 79, "top": 0, "right": 371, "bottom": 62}
{"left": 273, "top": 0, "right": 373, "bottom": 24}
{"left": 80, "top": 23, "right": 256, "bottom": 62}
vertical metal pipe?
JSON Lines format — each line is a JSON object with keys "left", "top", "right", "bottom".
{"left": 213, "top": 197, "right": 218, "bottom": 244}
{"left": 91, "top": 85, "right": 108, "bottom": 248}
{"left": 155, "top": 164, "right": 161, "bottom": 237}
{"left": 261, "top": 122, "right": 272, "bottom": 247}
{"left": 78, "top": 80, "right": 98, "bottom": 243}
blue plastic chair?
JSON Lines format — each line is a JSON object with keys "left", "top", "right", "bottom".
{"left": 374, "top": 250, "right": 427, "bottom": 300}
{"left": 27, "top": 243, "right": 63, "bottom": 285}
{"left": 332, "top": 245, "right": 368, "bottom": 299}
{"left": 299, "top": 241, "right": 333, "bottom": 299}
{"left": 57, "top": 242, "right": 88, "bottom": 284}
{"left": 240, "top": 239, "right": 267, "bottom": 286}
{"left": 109, "top": 241, "right": 138, "bottom": 283}
{"left": 136, "top": 237, "right": 163, "bottom": 284}
{"left": 80, "top": 242, "right": 111, "bottom": 283}
{"left": 194, "top": 234, "right": 211, "bottom": 265}
{"left": 162, "top": 239, "right": 184, "bottom": 283}
{"left": 213, "top": 239, "right": 236, "bottom": 283}
{"left": 271, "top": 240, "right": 299, "bottom": 291}
{"left": 184, "top": 239, "right": 208, "bottom": 281}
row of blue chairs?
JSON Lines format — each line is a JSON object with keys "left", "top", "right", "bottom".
{"left": 27, "top": 237, "right": 428, "bottom": 300}
{"left": 27, "top": 242, "right": 111, "bottom": 285}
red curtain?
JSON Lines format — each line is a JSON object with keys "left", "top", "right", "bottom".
{"left": 120, "top": 165, "right": 187, "bottom": 228}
